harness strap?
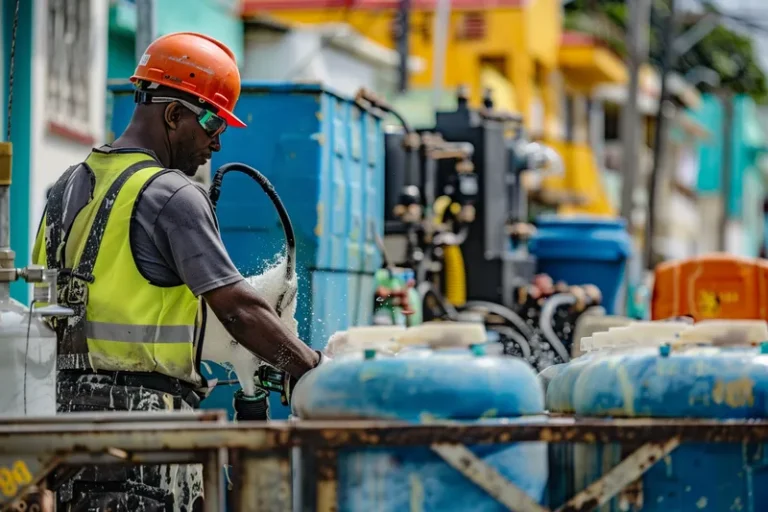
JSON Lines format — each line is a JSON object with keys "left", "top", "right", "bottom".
{"left": 73, "top": 159, "right": 159, "bottom": 281}
{"left": 44, "top": 164, "right": 81, "bottom": 271}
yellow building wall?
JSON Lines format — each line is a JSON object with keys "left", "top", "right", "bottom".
{"left": 253, "top": 1, "right": 561, "bottom": 130}
{"left": 526, "top": 0, "right": 562, "bottom": 68}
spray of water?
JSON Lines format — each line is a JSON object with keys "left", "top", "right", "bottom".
{"left": 202, "top": 254, "right": 299, "bottom": 396}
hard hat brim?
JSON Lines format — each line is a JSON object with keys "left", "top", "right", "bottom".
{"left": 218, "top": 108, "right": 247, "bottom": 129}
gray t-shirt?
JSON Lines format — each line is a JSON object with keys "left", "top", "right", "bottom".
{"left": 48, "top": 146, "right": 243, "bottom": 296}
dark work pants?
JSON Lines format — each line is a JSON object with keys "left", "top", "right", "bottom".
{"left": 55, "top": 372, "right": 205, "bottom": 512}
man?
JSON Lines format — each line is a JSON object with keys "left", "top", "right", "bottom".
{"left": 32, "top": 32, "right": 324, "bottom": 511}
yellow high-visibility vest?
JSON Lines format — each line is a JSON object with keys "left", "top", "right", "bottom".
{"left": 32, "top": 149, "right": 202, "bottom": 385}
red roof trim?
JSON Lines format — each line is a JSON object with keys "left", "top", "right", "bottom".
{"left": 561, "top": 31, "right": 599, "bottom": 47}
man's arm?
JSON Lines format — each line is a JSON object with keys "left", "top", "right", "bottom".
{"left": 148, "top": 176, "right": 319, "bottom": 379}
{"left": 203, "top": 281, "right": 319, "bottom": 378}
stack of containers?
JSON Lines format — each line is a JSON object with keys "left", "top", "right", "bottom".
{"left": 545, "top": 321, "right": 691, "bottom": 508}
{"left": 109, "top": 82, "right": 386, "bottom": 420}
{"left": 572, "top": 320, "right": 768, "bottom": 511}
{"left": 291, "top": 323, "right": 550, "bottom": 512}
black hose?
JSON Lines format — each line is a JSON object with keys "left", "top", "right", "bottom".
{"left": 209, "top": 163, "right": 296, "bottom": 316}
{"left": 234, "top": 389, "right": 269, "bottom": 421}
{"left": 462, "top": 300, "right": 535, "bottom": 340}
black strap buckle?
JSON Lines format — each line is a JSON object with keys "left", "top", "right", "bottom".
{"left": 134, "top": 90, "right": 150, "bottom": 104}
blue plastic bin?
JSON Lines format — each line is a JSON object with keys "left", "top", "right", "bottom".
{"left": 528, "top": 216, "right": 632, "bottom": 314}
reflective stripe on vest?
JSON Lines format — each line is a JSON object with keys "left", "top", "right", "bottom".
{"left": 85, "top": 321, "right": 195, "bottom": 344}
{"left": 32, "top": 149, "right": 203, "bottom": 385}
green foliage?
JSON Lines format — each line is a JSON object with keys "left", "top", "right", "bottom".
{"left": 564, "top": 0, "right": 768, "bottom": 102}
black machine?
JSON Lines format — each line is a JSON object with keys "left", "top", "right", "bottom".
{"left": 384, "top": 87, "right": 561, "bottom": 308}
{"left": 381, "top": 87, "right": 602, "bottom": 371}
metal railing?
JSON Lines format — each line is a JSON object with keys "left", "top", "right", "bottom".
{"left": 1, "top": 411, "right": 767, "bottom": 512}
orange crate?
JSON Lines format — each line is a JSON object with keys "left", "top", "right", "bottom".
{"left": 651, "top": 253, "right": 768, "bottom": 321}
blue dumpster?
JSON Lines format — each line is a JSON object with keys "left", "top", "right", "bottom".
{"left": 528, "top": 216, "right": 632, "bottom": 314}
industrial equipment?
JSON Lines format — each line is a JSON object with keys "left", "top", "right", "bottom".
{"left": 431, "top": 88, "right": 559, "bottom": 307}
{"left": 379, "top": 86, "right": 607, "bottom": 371}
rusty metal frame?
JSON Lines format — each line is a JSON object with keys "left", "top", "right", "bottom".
{"left": 0, "top": 412, "right": 766, "bottom": 512}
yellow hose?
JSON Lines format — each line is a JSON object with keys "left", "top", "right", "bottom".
{"left": 443, "top": 244, "right": 467, "bottom": 306}
{"left": 432, "top": 195, "right": 467, "bottom": 307}
{"left": 432, "top": 195, "right": 452, "bottom": 224}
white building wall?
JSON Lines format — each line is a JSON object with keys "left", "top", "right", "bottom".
{"left": 243, "top": 27, "right": 403, "bottom": 99}
{"left": 29, "top": 0, "right": 109, "bottom": 235}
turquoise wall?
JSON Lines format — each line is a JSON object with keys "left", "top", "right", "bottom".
{"left": 693, "top": 93, "right": 767, "bottom": 220}
{"left": 4, "top": 0, "right": 33, "bottom": 303}
{"left": 692, "top": 96, "right": 723, "bottom": 193}
{"left": 107, "top": 0, "right": 245, "bottom": 81}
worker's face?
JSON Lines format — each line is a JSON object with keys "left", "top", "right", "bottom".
{"left": 164, "top": 102, "right": 223, "bottom": 176}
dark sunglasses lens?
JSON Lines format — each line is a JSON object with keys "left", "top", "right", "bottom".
{"left": 198, "top": 110, "right": 227, "bottom": 137}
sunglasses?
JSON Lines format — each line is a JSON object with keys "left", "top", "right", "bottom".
{"left": 148, "top": 96, "right": 228, "bottom": 138}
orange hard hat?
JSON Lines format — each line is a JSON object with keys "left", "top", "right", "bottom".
{"left": 131, "top": 32, "right": 246, "bottom": 128}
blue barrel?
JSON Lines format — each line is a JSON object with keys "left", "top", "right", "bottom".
{"left": 528, "top": 216, "right": 632, "bottom": 314}
{"left": 292, "top": 349, "right": 548, "bottom": 511}
{"left": 573, "top": 345, "right": 768, "bottom": 511}
{"left": 538, "top": 362, "right": 566, "bottom": 396}
{"left": 546, "top": 355, "right": 598, "bottom": 414}
{"left": 109, "top": 81, "right": 385, "bottom": 420}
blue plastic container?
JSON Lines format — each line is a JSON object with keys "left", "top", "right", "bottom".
{"left": 292, "top": 349, "right": 549, "bottom": 511}
{"left": 110, "top": 82, "right": 385, "bottom": 420}
{"left": 572, "top": 346, "right": 768, "bottom": 511}
{"left": 528, "top": 216, "right": 632, "bottom": 314}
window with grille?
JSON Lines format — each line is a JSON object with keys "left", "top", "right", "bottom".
{"left": 46, "top": 0, "right": 93, "bottom": 142}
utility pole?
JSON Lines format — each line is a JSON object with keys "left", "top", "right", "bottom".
{"left": 396, "top": 0, "right": 411, "bottom": 93}
{"left": 619, "top": 0, "right": 652, "bottom": 228}
{"left": 619, "top": 0, "right": 652, "bottom": 314}
{"left": 135, "top": 0, "right": 156, "bottom": 64}
{"left": 718, "top": 90, "right": 734, "bottom": 251}
{"left": 431, "top": 0, "right": 452, "bottom": 113}
{"left": 645, "top": 0, "right": 677, "bottom": 270}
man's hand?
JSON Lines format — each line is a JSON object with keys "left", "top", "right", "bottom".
{"left": 282, "top": 350, "right": 332, "bottom": 405}
{"left": 204, "top": 280, "right": 320, "bottom": 379}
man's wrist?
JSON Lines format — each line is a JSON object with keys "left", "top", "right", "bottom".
{"left": 315, "top": 350, "right": 332, "bottom": 367}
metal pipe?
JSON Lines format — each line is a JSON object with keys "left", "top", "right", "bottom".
{"left": 203, "top": 449, "right": 225, "bottom": 512}
{"left": 135, "top": 0, "right": 156, "bottom": 64}
{"left": 0, "top": 186, "right": 9, "bottom": 249}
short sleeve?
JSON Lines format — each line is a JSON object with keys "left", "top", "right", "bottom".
{"left": 150, "top": 178, "right": 243, "bottom": 296}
